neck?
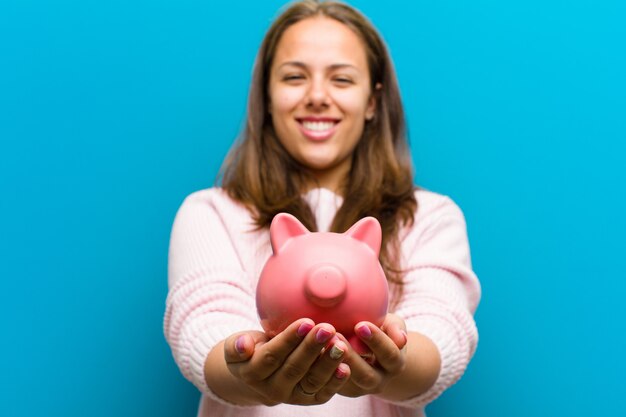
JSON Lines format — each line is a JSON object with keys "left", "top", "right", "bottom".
{"left": 304, "top": 163, "right": 350, "bottom": 196}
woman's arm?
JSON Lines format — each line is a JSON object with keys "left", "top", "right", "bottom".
{"left": 164, "top": 190, "right": 262, "bottom": 401}
{"left": 339, "top": 193, "right": 480, "bottom": 405}
{"left": 165, "top": 190, "right": 350, "bottom": 406}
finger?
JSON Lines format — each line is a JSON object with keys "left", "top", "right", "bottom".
{"left": 336, "top": 378, "right": 363, "bottom": 398}
{"left": 334, "top": 332, "right": 382, "bottom": 392}
{"left": 224, "top": 331, "right": 266, "bottom": 364}
{"left": 271, "top": 323, "right": 337, "bottom": 387}
{"left": 224, "top": 330, "right": 273, "bottom": 386}
{"left": 298, "top": 338, "right": 348, "bottom": 395}
{"left": 245, "top": 318, "right": 315, "bottom": 380}
{"left": 355, "top": 322, "right": 405, "bottom": 374}
{"left": 381, "top": 314, "right": 408, "bottom": 350}
{"left": 314, "top": 363, "right": 351, "bottom": 404}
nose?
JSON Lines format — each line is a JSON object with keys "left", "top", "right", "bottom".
{"left": 305, "top": 79, "right": 330, "bottom": 109}
{"left": 305, "top": 265, "right": 347, "bottom": 307}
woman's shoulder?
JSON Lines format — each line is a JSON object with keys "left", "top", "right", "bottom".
{"left": 413, "top": 188, "right": 465, "bottom": 221}
{"left": 176, "top": 187, "right": 255, "bottom": 224}
{"left": 181, "top": 187, "right": 244, "bottom": 208}
{"left": 399, "top": 188, "right": 468, "bottom": 244}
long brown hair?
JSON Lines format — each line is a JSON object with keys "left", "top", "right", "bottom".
{"left": 220, "top": 0, "right": 417, "bottom": 290}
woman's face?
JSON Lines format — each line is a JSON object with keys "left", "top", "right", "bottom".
{"left": 268, "top": 16, "right": 376, "bottom": 192}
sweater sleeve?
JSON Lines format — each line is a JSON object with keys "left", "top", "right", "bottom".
{"left": 388, "top": 193, "right": 481, "bottom": 409}
{"left": 163, "top": 190, "right": 262, "bottom": 403}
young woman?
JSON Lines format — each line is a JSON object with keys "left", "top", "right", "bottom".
{"left": 164, "top": 1, "right": 480, "bottom": 416}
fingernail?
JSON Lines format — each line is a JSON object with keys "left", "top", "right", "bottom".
{"left": 335, "top": 364, "right": 348, "bottom": 379}
{"left": 329, "top": 341, "right": 346, "bottom": 360}
{"left": 297, "top": 322, "right": 314, "bottom": 337}
{"left": 356, "top": 325, "right": 372, "bottom": 340}
{"left": 316, "top": 328, "right": 333, "bottom": 344}
{"left": 401, "top": 330, "right": 408, "bottom": 345}
{"left": 235, "top": 336, "right": 246, "bottom": 354}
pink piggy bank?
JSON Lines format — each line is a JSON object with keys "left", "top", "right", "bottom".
{"left": 256, "top": 213, "right": 389, "bottom": 355}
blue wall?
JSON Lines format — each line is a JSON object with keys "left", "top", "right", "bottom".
{"left": 1, "top": 1, "right": 624, "bottom": 416}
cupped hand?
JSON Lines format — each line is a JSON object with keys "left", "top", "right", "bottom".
{"left": 337, "top": 313, "right": 408, "bottom": 398}
{"left": 224, "top": 319, "right": 351, "bottom": 406}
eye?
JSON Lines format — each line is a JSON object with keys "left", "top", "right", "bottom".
{"left": 283, "top": 74, "right": 306, "bottom": 82}
{"left": 332, "top": 76, "right": 354, "bottom": 85}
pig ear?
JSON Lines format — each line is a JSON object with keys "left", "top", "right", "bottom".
{"left": 344, "top": 216, "right": 382, "bottom": 256}
{"left": 270, "top": 213, "right": 310, "bottom": 254}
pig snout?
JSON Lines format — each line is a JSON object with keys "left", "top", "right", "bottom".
{"left": 304, "top": 265, "right": 347, "bottom": 308}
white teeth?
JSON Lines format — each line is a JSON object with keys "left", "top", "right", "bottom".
{"left": 301, "top": 121, "right": 335, "bottom": 131}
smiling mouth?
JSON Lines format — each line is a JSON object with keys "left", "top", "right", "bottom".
{"left": 300, "top": 120, "right": 337, "bottom": 131}
{"left": 296, "top": 118, "right": 340, "bottom": 140}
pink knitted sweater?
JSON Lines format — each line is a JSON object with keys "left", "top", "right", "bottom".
{"left": 164, "top": 187, "right": 480, "bottom": 417}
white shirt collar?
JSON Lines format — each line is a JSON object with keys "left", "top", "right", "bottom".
{"left": 302, "top": 188, "right": 344, "bottom": 232}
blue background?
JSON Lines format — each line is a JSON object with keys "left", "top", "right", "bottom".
{"left": 1, "top": 0, "right": 624, "bottom": 416}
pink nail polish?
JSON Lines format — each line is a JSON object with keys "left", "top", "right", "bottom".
{"left": 316, "top": 328, "right": 332, "bottom": 344}
{"left": 335, "top": 365, "right": 348, "bottom": 379}
{"left": 235, "top": 336, "right": 246, "bottom": 354}
{"left": 297, "top": 322, "right": 314, "bottom": 337}
{"left": 356, "top": 325, "right": 372, "bottom": 340}
{"left": 401, "top": 330, "right": 408, "bottom": 345}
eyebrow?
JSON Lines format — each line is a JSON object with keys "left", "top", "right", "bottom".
{"left": 277, "top": 61, "right": 359, "bottom": 71}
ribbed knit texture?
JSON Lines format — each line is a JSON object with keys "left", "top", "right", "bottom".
{"left": 164, "top": 187, "right": 481, "bottom": 417}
